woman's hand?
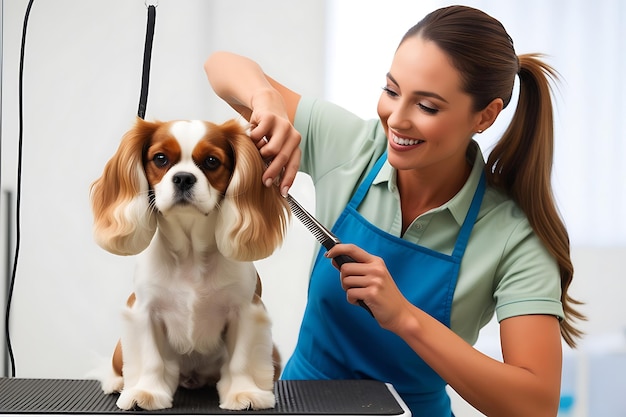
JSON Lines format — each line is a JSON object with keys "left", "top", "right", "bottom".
{"left": 325, "top": 243, "right": 413, "bottom": 332}
{"left": 204, "top": 52, "right": 302, "bottom": 196}
{"left": 248, "top": 88, "right": 301, "bottom": 196}
{"left": 250, "top": 91, "right": 301, "bottom": 196}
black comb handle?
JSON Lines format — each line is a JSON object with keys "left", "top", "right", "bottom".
{"left": 333, "top": 254, "right": 374, "bottom": 317}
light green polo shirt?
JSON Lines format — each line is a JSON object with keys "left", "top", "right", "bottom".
{"left": 294, "top": 97, "right": 563, "bottom": 344}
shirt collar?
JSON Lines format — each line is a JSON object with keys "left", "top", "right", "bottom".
{"left": 373, "top": 140, "right": 486, "bottom": 226}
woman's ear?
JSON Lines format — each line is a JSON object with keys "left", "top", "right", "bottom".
{"left": 90, "top": 118, "right": 160, "bottom": 256}
{"left": 215, "top": 120, "right": 290, "bottom": 261}
{"left": 475, "top": 97, "right": 504, "bottom": 133}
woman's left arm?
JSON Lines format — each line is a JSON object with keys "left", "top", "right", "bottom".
{"left": 408, "top": 314, "right": 562, "bottom": 417}
{"left": 327, "top": 244, "right": 562, "bottom": 417}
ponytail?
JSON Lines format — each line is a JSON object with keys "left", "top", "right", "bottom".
{"left": 486, "top": 54, "right": 585, "bottom": 347}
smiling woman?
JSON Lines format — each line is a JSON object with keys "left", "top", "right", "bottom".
{"left": 204, "top": 4, "right": 584, "bottom": 415}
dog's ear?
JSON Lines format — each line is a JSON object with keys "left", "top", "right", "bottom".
{"left": 215, "top": 120, "right": 290, "bottom": 261}
{"left": 90, "top": 117, "right": 160, "bottom": 255}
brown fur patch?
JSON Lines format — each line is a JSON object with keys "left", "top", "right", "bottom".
{"left": 112, "top": 339, "right": 124, "bottom": 376}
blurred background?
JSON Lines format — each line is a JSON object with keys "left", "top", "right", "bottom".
{"left": 1, "top": 1, "right": 624, "bottom": 416}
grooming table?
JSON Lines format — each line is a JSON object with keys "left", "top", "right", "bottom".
{"left": 0, "top": 379, "right": 410, "bottom": 417}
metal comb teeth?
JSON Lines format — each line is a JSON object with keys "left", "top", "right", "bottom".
{"left": 286, "top": 194, "right": 339, "bottom": 250}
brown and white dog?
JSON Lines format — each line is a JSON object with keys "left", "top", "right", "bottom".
{"left": 90, "top": 118, "right": 290, "bottom": 411}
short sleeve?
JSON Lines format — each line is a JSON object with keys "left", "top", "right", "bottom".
{"left": 493, "top": 216, "right": 564, "bottom": 321}
{"left": 294, "top": 97, "right": 385, "bottom": 183}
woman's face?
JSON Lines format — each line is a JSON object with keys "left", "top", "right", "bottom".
{"left": 377, "top": 36, "right": 483, "bottom": 174}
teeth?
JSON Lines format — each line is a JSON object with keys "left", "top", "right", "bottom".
{"left": 392, "top": 133, "right": 423, "bottom": 146}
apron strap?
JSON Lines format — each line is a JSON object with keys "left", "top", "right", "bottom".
{"left": 451, "top": 172, "right": 485, "bottom": 260}
{"left": 348, "top": 151, "right": 387, "bottom": 209}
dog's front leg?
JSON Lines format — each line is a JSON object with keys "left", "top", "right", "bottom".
{"left": 217, "top": 303, "right": 276, "bottom": 410}
{"left": 116, "top": 305, "right": 179, "bottom": 410}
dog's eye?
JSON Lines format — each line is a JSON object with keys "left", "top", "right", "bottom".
{"left": 153, "top": 153, "right": 169, "bottom": 168}
{"left": 202, "top": 156, "right": 221, "bottom": 171}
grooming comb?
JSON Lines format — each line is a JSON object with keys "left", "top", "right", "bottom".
{"left": 286, "top": 194, "right": 374, "bottom": 316}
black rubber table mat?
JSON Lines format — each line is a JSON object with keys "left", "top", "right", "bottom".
{"left": 0, "top": 378, "right": 407, "bottom": 415}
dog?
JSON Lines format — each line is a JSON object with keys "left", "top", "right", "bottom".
{"left": 90, "top": 117, "right": 290, "bottom": 411}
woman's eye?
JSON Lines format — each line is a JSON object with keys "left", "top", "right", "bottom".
{"left": 202, "top": 156, "right": 221, "bottom": 170}
{"left": 382, "top": 86, "right": 399, "bottom": 98}
{"left": 153, "top": 153, "right": 169, "bottom": 168}
{"left": 418, "top": 102, "right": 439, "bottom": 114}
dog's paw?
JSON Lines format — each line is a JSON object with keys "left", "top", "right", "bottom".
{"left": 116, "top": 387, "right": 173, "bottom": 411}
{"left": 219, "top": 388, "right": 276, "bottom": 411}
{"left": 100, "top": 374, "right": 124, "bottom": 394}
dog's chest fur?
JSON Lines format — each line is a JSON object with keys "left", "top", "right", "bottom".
{"left": 134, "top": 211, "right": 257, "bottom": 356}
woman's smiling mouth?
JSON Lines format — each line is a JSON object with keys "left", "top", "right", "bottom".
{"left": 389, "top": 131, "right": 425, "bottom": 148}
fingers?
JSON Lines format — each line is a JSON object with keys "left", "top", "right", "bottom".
{"left": 326, "top": 244, "right": 412, "bottom": 326}
{"left": 255, "top": 136, "right": 269, "bottom": 149}
{"left": 341, "top": 264, "right": 378, "bottom": 317}
{"left": 250, "top": 115, "right": 301, "bottom": 196}
{"left": 326, "top": 244, "right": 374, "bottom": 287}
{"left": 325, "top": 244, "right": 368, "bottom": 265}
{"left": 262, "top": 147, "right": 300, "bottom": 195}
{"left": 325, "top": 244, "right": 385, "bottom": 311}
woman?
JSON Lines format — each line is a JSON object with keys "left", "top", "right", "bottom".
{"left": 205, "top": 5, "right": 583, "bottom": 416}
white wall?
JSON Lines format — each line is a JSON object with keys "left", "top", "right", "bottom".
{"left": 1, "top": 1, "right": 625, "bottom": 416}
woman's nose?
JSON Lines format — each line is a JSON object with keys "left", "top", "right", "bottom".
{"left": 387, "top": 104, "right": 413, "bottom": 131}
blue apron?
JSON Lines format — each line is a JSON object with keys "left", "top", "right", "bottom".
{"left": 282, "top": 152, "right": 486, "bottom": 416}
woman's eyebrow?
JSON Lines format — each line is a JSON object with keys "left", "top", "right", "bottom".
{"left": 386, "top": 72, "right": 449, "bottom": 103}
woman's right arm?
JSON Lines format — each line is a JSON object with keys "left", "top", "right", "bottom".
{"left": 204, "top": 51, "right": 302, "bottom": 195}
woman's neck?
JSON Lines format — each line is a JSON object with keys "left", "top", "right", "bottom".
{"left": 397, "top": 160, "right": 472, "bottom": 234}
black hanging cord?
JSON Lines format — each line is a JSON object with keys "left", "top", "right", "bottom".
{"left": 138, "top": 4, "right": 157, "bottom": 119}
{"left": 3, "top": 0, "right": 156, "bottom": 379}
{"left": 5, "top": 0, "right": 35, "bottom": 378}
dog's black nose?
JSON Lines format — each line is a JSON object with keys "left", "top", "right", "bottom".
{"left": 172, "top": 172, "right": 197, "bottom": 191}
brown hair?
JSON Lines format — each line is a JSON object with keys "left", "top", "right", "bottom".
{"left": 402, "top": 5, "right": 584, "bottom": 347}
